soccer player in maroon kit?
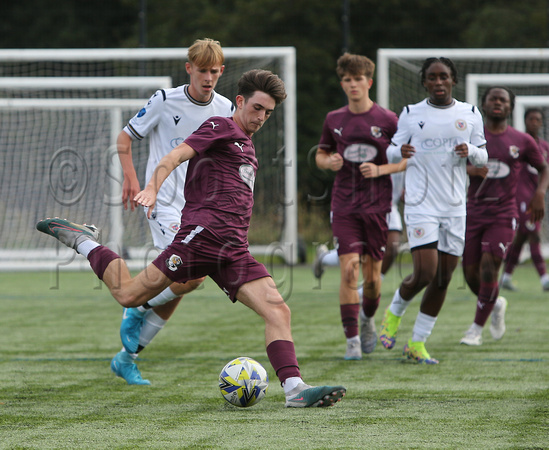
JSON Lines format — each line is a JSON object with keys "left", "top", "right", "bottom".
{"left": 461, "top": 87, "right": 549, "bottom": 346}
{"left": 37, "top": 70, "right": 346, "bottom": 408}
{"left": 315, "top": 53, "right": 398, "bottom": 360}
{"left": 500, "top": 107, "right": 549, "bottom": 292}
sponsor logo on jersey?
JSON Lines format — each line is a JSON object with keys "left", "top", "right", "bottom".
{"left": 455, "top": 119, "right": 467, "bottom": 131}
{"left": 418, "top": 121, "right": 425, "bottom": 129}
{"left": 234, "top": 141, "right": 244, "bottom": 152}
{"left": 209, "top": 121, "right": 219, "bottom": 129}
{"left": 173, "top": 115, "right": 181, "bottom": 125}
{"left": 166, "top": 254, "right": 182, "bottom": 271}
{"left": 137, "top": 108, "right": 147, "bottom": 118}
{"left": 486, "top": 160, "right": 511, "bottom": 178}
{"left": 370, "top": 126, "right": 382, "bottom": 138}
{"left": 421, "top": 137, "right": 462, "bottom": 151}
{"left": 334, "top": 127, "right": 343, "bottom": 136}
{"left": 343, "top": 143, "right": 378, "bottom": 163}
{"left": 509, "top": 145, "right": 519, "bottom": 159}
{"left": 239, "top": 164, "right": 255, "bottom": 191}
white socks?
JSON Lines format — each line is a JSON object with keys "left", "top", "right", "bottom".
{"left": 76, "top": 240, "right": 100, "bottom": 258}
{"left": 283, "top": 376, "right": 304, "bottom": 394}
{"left": 139, "top": 310, "right": 167, "bottom": 347}
{"left": 138, "top": 286, "right": 178, "bottom": 312}
{"left": 389, "top": 288, "right": 410, "bottom": 317}
{"left": 411, "top": 311, "right": 437, "bottom": 342}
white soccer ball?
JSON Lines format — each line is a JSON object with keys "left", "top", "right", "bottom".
{"left": 219, "top": 357, "right": 269, "bottom": 407}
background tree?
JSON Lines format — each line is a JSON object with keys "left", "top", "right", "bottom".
{"left": 1, "top": 0, "right": 548, "bottom": 241}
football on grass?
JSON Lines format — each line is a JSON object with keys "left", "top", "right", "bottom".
{"left": 219, "top": 357, "right": 269, "bottom": 407}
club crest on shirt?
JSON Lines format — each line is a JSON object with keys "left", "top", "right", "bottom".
{"left": 413, "top": 227, "right": 425, "bottom": 238}
{"left": 509, "top": 145, "right": 520, "bottom": 159}
{"left": 370, "top": 126, "right": 382, "bottom": 138}
{"left": 166, "top": 254, "right": 182, "bottom": 272}
{"left": 239, "top": 164, "right": 255, "bottom": 191}
{"left": 455, "top": 119, "right": 467, "bottom": 131}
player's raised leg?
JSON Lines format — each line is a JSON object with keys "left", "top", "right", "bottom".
{"left": 37, "top": 217, "right": 173, "bottom": 307}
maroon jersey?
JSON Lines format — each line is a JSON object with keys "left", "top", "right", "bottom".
{"left": 467, "top": 126, "right": 545, "bottom": 218}
{"left": 516, "top": 138, "right": 549, "bottom": 205}
{"left": 182, "top": 116, "right": 257, "bottom": 246}
{"left": 319, "top": 103, "right": 398, "bottom": 215}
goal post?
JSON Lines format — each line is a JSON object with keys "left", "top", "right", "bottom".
{"left": 376, "top": 48, "right": 549, "bottom": 111}
{"left": 0, "top": 47, "right": 298, "bottom": 270}
{"left": 376, "top": 48, "right": 549, "bottom": 252}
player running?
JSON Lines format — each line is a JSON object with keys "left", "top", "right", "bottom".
{"left": 315, "top": 53, "right": 398, "bottom": 359}
{"left": 37, "top": 69, "right": 346, "bottom": 408}
{"left": 381, "top": 57, "right": 488, "bottom": 363}
{"left": 460, "top": 87, "right": 549, "bottom": 346}
{"left": 500, "top": 107, "right": 549, "bottom": 292}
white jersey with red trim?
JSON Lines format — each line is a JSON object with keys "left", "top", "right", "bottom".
{"left": 387, "top": 98, "right": 487, "bottom": 217}
{"left": 124, "top": 85, "right": 234, "bottom": 213}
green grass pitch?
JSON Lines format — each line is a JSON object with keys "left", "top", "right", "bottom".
{"left": 1, "top": 264, "right": 548, "bottom": 449}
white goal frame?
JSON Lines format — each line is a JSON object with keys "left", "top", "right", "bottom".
{"left": 464, "top": 73, "right": 549, "bottom": 107}
{"left": 0, "top": 76, "right": 172, "bottom": 90}
{"left": 377, "top": 48, "right": 549, "bottom": 109}
{"left": 0, "top": 47, "right": 298, "bottom": 266}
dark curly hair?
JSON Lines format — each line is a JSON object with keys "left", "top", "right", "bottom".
{"left": 420, "top": 57, "right": 458, "bottom": 85}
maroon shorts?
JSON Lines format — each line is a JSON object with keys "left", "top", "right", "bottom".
{"left": 462, "top": 215, "right": 517, "bottom": 266}
{"left": 331, "top": 212, "right": 388, "bottom": 261}
{"left": 152, "top": 225, "right": 270, "bottom": 302}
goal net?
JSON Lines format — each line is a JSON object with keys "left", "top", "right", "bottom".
{"left": 0, "top": 48, "right": 297, "bottom": 270}
{"left": 377, "top": 48, "right": 549, "bottom": 254}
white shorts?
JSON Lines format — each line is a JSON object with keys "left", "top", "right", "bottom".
{"left": 145, "top": 205, "right": 181, "bottom": 250}
{"left": 387, "top": 204, "right": 403, "bottom": 232}
{"left": 405, "top": 213, "right": 465, "bottom": 257}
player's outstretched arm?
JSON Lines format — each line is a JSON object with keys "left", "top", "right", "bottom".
{"left": 528, "top": 162, "right": 549, "bottom": 222}
{"left": 135, "top": 143, "right": 197, "bottom": 218}
{"left": 117, "top": 131, "right": 141, "bottom": 211}
{"left": 360, "top": 159, "right": 407, "bottom": 178}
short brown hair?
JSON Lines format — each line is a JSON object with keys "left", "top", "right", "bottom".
{"left": 188, "top": 38, "right": 224, "bottom": 68}
{"left": 237, "top": 69, "right": 287, "bottom": 105}
{"left": 336, "top": 53, "right": 375, "bottom": 79}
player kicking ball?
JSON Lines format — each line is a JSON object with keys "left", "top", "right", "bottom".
{"left": 37, "top": 69, "right": 345, "bottom": 408}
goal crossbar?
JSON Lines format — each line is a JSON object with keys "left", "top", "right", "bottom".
{"left": 0, "top": 76, "right": 172, "bottom": 90}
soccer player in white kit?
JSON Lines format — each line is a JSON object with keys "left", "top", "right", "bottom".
{"left": 380, "top": 57, "right": 488, "bottom": 364}
{"left": 111, "top": 39, "right": 235, "bottom": 384}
